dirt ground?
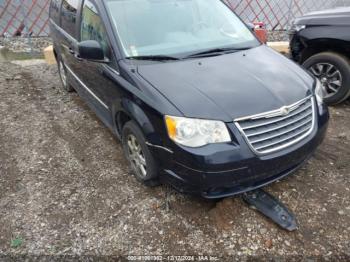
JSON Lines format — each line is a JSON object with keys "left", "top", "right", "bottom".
{"left": 0, "top": 60, "right": 349, "bottom": 261}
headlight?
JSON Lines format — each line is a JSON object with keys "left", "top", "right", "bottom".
{"left": 165, "top": 115, "right": 231, "bottom": 147}
{"left": 315, "top": 78, "right": 326, "bottom": 105}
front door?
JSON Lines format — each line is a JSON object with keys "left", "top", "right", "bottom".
{"left": 73, "top": 0, "right": 121, "bottom": 129}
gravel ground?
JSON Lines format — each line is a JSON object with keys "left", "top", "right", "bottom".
{"left": 0, "top": 37, "right": 52, "bottom": 53}
{"left": 268, "top": 30, "right": 290, "bottom": 42}
{"left": 0, "top": 60, "right": 349, "bottom": 261}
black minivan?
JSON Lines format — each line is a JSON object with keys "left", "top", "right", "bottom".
{"left": 49, "top": 0, "right": 329, "bottom": 198}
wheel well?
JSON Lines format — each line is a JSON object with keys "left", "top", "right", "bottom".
{"left": 300, "top": 39, "right": 350, "bottom": 63}
{"left": 115, "top": 111, "right": 131, "bottom": 136}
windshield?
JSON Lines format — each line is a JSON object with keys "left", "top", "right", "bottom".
{"left": 105, "top": 0, "right": 260, "bottom": 58}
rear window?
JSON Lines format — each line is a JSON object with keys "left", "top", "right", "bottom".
{"left": 61, "top": 0, "right": 79, "bottom": 37}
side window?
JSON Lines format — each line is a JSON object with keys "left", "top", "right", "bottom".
{"left": 61, "top": 0, "right": 79, "bottom": 37}
{"left": 81, "top": 0, "right": 111, "bottom": 58}
{"left": 49, "top": 0, "right": 62, "bottom": 25}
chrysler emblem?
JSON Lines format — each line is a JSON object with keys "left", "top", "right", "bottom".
{"left": 280, "top": 106, "right": 290, "bottom": 116}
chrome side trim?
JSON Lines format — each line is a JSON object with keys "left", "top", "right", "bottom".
{"left": 102, "top": 64, "right": 120, "bottom": 75}
{"left": 145, "top": 142, "right": 173, "bottom": 154}
{"left": 65, "top": 65, "right": 109, "bottom": 110}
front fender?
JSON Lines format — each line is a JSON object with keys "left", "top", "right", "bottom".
{"left": 122, "top": 98, "right": 155, "bottom": 135}
{"left": 111, "top": 98, "right": 165, "bottom": 146}
{"left": 107, "top": 61, "right": 182, "bottom": 145}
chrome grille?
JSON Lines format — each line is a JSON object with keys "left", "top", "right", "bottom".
{"left": 235, "top": 96, "right": 315, "bottom": 154}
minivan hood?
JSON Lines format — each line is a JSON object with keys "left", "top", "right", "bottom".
{"left": 294, "top": 7, "right": 350, "bottom": 26}
{"left": 137, "top": 45, "right": 313, "bottom": 121}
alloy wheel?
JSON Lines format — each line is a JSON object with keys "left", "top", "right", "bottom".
{"left": 308, "top": 63, "right": 343, "bottom": 99}
{"left": 127, "top": 134, "right": 147, "bottom": 177}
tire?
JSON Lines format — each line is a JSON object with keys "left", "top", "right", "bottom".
{"left": 57, "top": 56, "right": 74, "bottom": 92}
{"left": 122, "top": 121, "right": 159, "bottom": 186}
{"left": 302, "top": 52, "right": 350, "bottom": 105}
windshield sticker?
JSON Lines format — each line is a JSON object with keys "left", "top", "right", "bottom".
{"left": 130, "top": 45, "right": 138, "bottom": 57}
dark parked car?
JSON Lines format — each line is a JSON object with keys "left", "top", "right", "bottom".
{"left": 290, "top": 7, "right": 350, "bottom": 105}
{"left": 49, "top": 0, "right": 329, "bottom": 198}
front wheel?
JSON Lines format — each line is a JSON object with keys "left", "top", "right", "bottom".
{"left": 303, "top": 52, "right": 350, "bottom": 105}
{"left": 122, "top": 121, "right": 159, "bottom": 186}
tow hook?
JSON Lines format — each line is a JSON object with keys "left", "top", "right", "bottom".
{"left": 242, "top": 189, "right": 298, "bottom": 231}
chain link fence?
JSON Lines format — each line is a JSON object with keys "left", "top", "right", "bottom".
{"left": 224, "top": 0, "right": 350, "bottom": 30}
{"left": 0, "top": 0, "right": 50, "bottom": 37}
{"left": 0, "top": 0, "right": 350, "bottom": 37}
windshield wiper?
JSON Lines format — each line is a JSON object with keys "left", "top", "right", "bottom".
{"left": 125, "top": 55, "right": 180, "bottom": 61}
{"left": 185, "top": 47, "right": 252, "bottom": 58}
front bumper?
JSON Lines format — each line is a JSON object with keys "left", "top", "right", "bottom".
{"left": 150, "top": 104, "right": 329, "bottom": 199}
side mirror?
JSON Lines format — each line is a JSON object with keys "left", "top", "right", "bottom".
{"left": 246, "top": 22, "right": 255, "bottom": 32}
{"left": 77, "top": 40, "right": 108, "bottom": 63}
